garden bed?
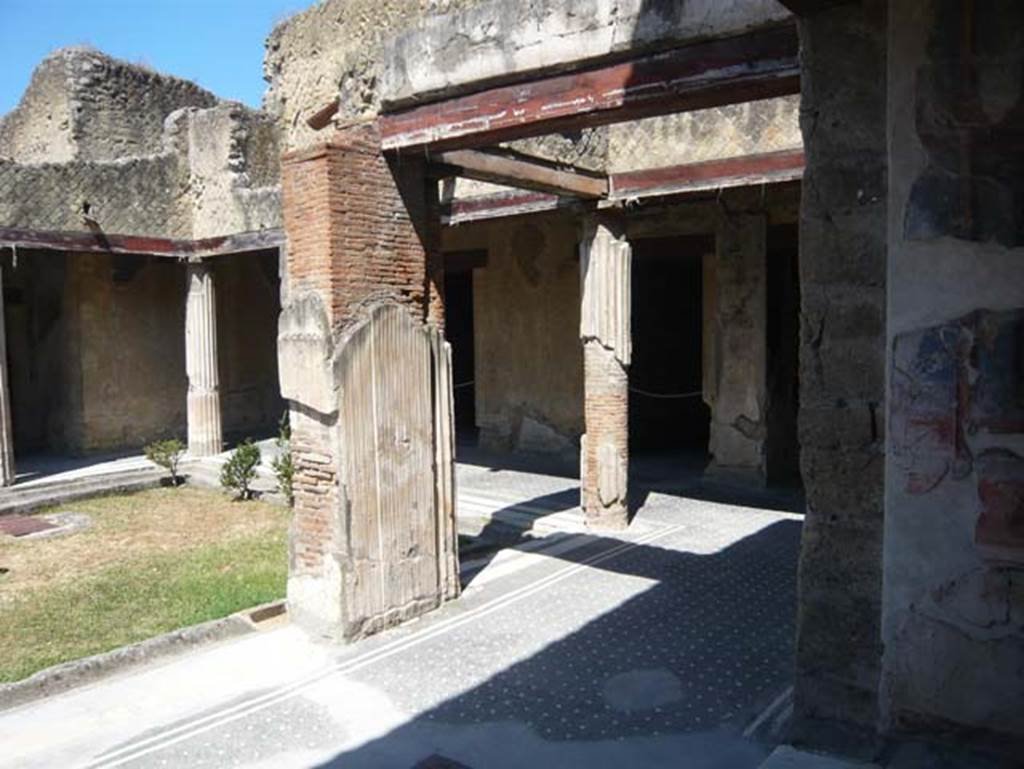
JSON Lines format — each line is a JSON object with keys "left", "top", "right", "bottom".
{"left": 0, "top": 487, "right": 289, "bottom": 683}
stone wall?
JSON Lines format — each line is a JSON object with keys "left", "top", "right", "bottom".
{"left": 0, "top": 48, "right": 281, "bottom": 241}
{"left": 68, "top": 254, "right": 187, "bottom": 453}
{"left": 4, "top": 248, "right": 282, "bottom": 456}
{"left": 0, "top": 54, "right": 76, "bottom": 164}
{"left": 0, "top": 155, "right": 191, "bottom": 238}
{"left": 607, "top": 96, "right": 801, "bottom": 174}
{"left": 441, "top": 213, "right": 583, "bottom": 457}
{"left": 792, "top": 1, "right": 888, "bottom": 742}
{"left": 170, "top": 104, "right": 282, "bottom": 240}
{"left": 0, "top": 47, "right": 217, "bottom": 164}
{"left": 881, "top": 0, "right": 1024, "bottom": 746}
{"left": 263, "top": 0, "right": 481, "bottom": 152}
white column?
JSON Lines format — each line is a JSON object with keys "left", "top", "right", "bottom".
{"left": 579, "top": 215, "right": 631, "bottom": 529}
{"left": 0, "top": 262, "right": 14, "bottom": 486}
{"left": 185, "top": 260, "right": 223, "bottom": 456}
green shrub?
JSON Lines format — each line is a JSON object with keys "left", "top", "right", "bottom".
{"left": 220, "top": 440, "right": 261, "bottom": 500}
{"left": 271, "top": 412, "right": 294, "bottom": 506}
{"left": 144, "top": 439, "right": 186, "bottom": 486}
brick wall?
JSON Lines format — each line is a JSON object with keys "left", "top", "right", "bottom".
{"left": 281, "top": 122, "right": 440, "bottom": 335}
{"left": 279, "top": 120, "right": 445, "bottom": 638}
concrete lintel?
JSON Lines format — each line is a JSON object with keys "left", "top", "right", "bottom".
{"left": 381, "top": 0, "right": 793, "bottom": 110}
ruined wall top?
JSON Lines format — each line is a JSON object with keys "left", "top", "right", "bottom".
{"left": 264, "top": 0, "right": 482, "bottom": 152}
{"left": 0, "top": 47, "right": 218, "bottom": 164}
{"left": 0, "top": 48, "right": 282, "bottom": 241}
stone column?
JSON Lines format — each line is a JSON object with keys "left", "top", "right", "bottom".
{"left": 580, "top": 215, "right": 631, "bottom": 529}
{"left": 706, "top": 211, "right": 767, "bottom": 483}
{"left": 185, "top": 259, "right": 223, "bottom": 457}
{"left": 0, "top": 262, "right": 14, "bottom": 486}
{"left": 792, "top": 4, "right": 887, "bottom": 741}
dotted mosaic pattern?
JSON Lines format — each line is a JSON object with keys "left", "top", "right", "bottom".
{"left": 110, "top": 497, "right": 800, "bottom": 768}
{"left": 357, "top": 510, "right": 799, "bottom": 741}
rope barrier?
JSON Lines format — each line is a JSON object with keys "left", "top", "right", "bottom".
{"left": 622, "top": 387, "right": 704, "bottom": 399}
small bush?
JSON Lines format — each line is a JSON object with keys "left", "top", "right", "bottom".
{"left": 220, "top": 440, "right": 261, "bottom": 500}
{"left": 271, "top": 412, "right": 294, "bottom": 506}
{"left": 144, "top": 439, "right": 186, "bottom": 486}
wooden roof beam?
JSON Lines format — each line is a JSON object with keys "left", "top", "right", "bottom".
{"left": 433, "top": 149, "right": 608, "bottom": 199}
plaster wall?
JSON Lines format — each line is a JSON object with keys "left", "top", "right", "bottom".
{"left": 70, "top": 254, "right": 187, "bottom": 453}
{"left": 442, "top": 213, "right": 583, "bottom": 456}
{"left": 881, "top": 0, "right": 1024, "bottom": 743}
{"left": 607, "top": 96, "right": 801, "bottom": 174}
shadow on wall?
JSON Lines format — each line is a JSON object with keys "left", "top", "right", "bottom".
{"left": 312, "top": 519, "right": 801, "bottom": 769}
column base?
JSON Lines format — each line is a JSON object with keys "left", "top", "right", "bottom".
{"left": 583, "top": 504, "right": 630, "bottom": 531}
{"left": 187, "top": 391, "right": 223, "bottom": 457}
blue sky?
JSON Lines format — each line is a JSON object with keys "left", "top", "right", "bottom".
{"left": 0, "top": 0, "right": 308, "bottom": 115}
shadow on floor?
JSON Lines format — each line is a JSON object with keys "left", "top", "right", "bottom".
{"left": 317, "top": 519, "right": 801, "bottom": 769}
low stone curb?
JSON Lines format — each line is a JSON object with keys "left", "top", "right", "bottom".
{"left": 0, "top": 600, "right": 286, "bottom": 713}
{"left": 0, "top": 469, "right": 164, "bottom": 517}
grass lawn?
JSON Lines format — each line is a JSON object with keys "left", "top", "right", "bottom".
{"left": 0, "top": 487, "right": 290, "bottom": 683}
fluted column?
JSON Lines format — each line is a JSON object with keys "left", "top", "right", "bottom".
{"left": 185, "top": 260, "right": 222, "bottom": 456}
{"left": 0, "top": 263, "right": 14, "bottom": 486}
{"left": 579, "top": 214, "right": 631, "bottom": 529}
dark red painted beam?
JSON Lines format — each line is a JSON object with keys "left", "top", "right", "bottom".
{"left": 441, "top": 149, "right": 804, "bottom": 224}
{"left": 381, "top": 24, "right": 799, "bottom": 152}
{"left": 610, "top": 149, "right": 804, "bottom": 198}
{"left": 0, "top": 227, "right": 285, "bottom": 258}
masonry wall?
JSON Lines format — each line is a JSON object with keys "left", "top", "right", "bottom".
{"left": 69, "top": 253, "right": 187, "bottom": 453}
{"left": 792, "top": 1, "right": 888, "bottom": 741}
{"left": 264, "top": 0, "right": 481, "bottom": 153}
{"left": 442, "top": 213, "right": 583, "bottom": 456}
{"left": 279, "top": 123, "right": 449, "bottom": 639}
{"left": 607, "top": 95, "right": 801, "bottom": 173}
{"left": 1, "top": 48, "right": 281, "bottom": 243}
{"left": 881, "top": 0, "right": 1024, "bottom": 746}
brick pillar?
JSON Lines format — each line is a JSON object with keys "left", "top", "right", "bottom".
{"left": 0, "top": 262, "right": 14, "bottom": 487}
{"left": 279, "top": 122, "right": 455, "bottom": 641}
{"left": 185, "top": 260, "right": 223, "bottom": 457}
{"left": 706, "top": 211, "right": 767, "bottom": 484}
{"left": 580, "top": 215, "right": 631, "bottom": 529}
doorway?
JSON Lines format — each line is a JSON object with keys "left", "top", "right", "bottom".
{"left": 443, "top": 251, "right": 483, "bottom": 444}
{"left": 629, "top": 236, "right": 713, "bottom": 463}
